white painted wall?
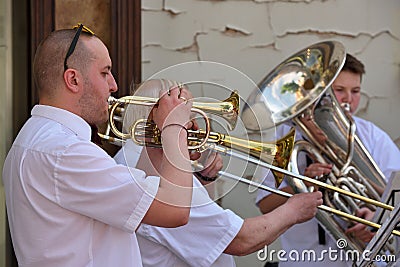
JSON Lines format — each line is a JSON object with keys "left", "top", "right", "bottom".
{"left": 142, "top": 0, "right": 400, "bottom": 142}
{"left": 141, "top": 1, "right": 400, "bottom": 266}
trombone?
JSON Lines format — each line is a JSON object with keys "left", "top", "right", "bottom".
{"left": 131, "top": 120, "right": 398, "bottom": 231}
{"left": 100, "top": 118, "right": 400, "bottom": 237}
{"left": 131, "top": 119, "right": 295, "bottom": 185}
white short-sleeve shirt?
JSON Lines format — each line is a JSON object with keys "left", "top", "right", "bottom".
{"left": 2, "top": 105, "right": 160, "bottom": 267}
{"left": 114, "top": 140, "right": 244, "bottom": 267}
{"left": 256, "top": 117, "right": 400, "bottom": 267}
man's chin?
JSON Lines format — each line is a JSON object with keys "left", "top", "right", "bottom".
{"left": 91, "top": 115, "right": 109, "bottom": 127}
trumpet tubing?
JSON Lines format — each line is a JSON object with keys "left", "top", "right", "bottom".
{"left": 108, "top": 90, "right": 239, "bottom": 134}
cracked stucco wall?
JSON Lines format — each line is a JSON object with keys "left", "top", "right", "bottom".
{"left": 142, "top": 0, "right": 400, "bottom": 144}
{"left": 142, "top": 1, "right": 400, "bottom": 266}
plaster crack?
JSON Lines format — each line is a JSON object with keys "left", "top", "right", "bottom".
{"left": 222, "top": 25, "right": 252, "bottom": 37}
{"left": 277, "top": 29, "right": 399, "bottom": 41}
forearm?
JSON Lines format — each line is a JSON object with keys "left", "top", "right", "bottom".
{"left": 228, "top": 190, "right": 323, "bottom": 256}
{"left": 225, "top": 206, "right": 295, "bottom": 256}
{"left": 158, "top": 126, "right": 193, "bottom": 206}
{"left": 258, "top": 186, "right": 293, "bottom": 214}
{"left": 140, "top": 127, "right": 193, "bottom": 227}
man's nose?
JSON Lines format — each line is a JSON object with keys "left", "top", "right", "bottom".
{"left": 109, "top": 74, "right": 118, "bottom": 92}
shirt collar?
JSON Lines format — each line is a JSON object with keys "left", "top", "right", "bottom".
{"left": 31, "top": 105, "right": 92, "bottom": 141}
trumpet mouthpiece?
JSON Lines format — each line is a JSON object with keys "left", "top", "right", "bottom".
{"left": 341, "top": 103, "right": 351, "bottom": 112}
{"left": 107, "top": 96, "right": 118, "bottom": 104}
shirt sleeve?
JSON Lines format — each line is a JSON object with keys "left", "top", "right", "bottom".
{"left": 354, "top": 117, "right": 400, "bottom": 180}
{"left": 138, "top": 178, "right": 244, "bottom": 267}
{"left": 138, "top": 204, "right": 243, "bottom": 267}
{"left": 54, "top": 141, "right": 159, "bottom": 233}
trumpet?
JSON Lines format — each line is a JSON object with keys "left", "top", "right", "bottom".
{"left": 107, "top": 90, "right": 239, "bottom": 150}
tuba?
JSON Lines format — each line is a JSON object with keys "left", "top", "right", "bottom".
{"left": 242, "top": 41, "right": 395, "bottom": 258}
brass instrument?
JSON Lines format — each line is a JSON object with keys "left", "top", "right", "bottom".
{"left": 286, "top": 92, "right": 398, "bottom": 255}
{"left": 107, "top": 90, "right": 239, "bottom": 151}
{"left": 242, "top": 40, "right": 398, "bottom": 259}
{"left": 108, "top": 90, "right": 239, "bottom": 134}
{"left": 131, "top": 119, "right": 295, "bottom": 183}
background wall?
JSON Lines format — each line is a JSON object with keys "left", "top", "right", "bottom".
{"left": 142, "top": 0, "right": 400, "bottom": 142}
{"left": 141, "top": 1, "right": 400, "bottom": 266}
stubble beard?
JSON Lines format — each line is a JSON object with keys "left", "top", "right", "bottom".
{"left": 79, "top": 80, "right": 109, "bottom": 125}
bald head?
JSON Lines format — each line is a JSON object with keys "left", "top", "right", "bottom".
{"left": 33, "top": 29, "right": 98, "bottom": 100}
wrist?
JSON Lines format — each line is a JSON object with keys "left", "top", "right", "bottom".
{"left": 161, "top": 123, "right": 188, "bottom": 139}
{"left": 194, "top": 172, "right": 217, "bottom": 182}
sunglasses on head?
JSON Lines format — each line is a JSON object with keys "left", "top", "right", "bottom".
{"left": 64, "top": 23, "right": 95, "bottom": 71}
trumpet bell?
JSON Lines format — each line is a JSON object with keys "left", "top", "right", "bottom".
{"left": 198, "top": 90, "right": 240, "bottom": 131}
{"left": 241, "top": 41, "right": 346, "bottom": 131}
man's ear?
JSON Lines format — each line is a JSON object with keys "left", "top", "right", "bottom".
{"left": 63, "top": 69, "right": 81, "bottom": 93}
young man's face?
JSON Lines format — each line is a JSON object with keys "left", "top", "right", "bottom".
{"left": 331, "top": 70, "right": 361, "bottom": 114}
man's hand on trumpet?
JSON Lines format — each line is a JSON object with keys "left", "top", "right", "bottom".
{"left": 152, "top": 82, "right": 193, "bottom": 131}
{"left": 192, "top": 151, "right": 223, "bottom": 183}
